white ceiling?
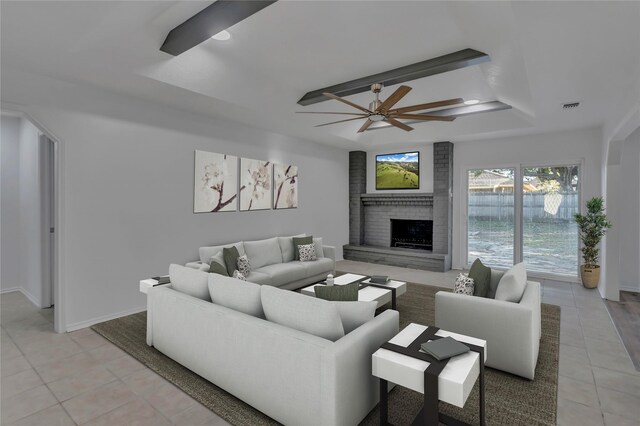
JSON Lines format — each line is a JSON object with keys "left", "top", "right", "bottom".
{"left": 1, "top": 1, "right": 639, "bottom": 149}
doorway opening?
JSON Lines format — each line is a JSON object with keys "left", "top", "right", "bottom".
{"left": 0, "top": 112, "right": 60, "bottom": 332}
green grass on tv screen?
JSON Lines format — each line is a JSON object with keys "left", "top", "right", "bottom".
{"left": 376, "top": 152, "right": 419, "bottom": 189}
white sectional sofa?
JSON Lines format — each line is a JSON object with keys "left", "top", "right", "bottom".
{"left": 435, "top": 270, "right": 541, "bottom": 379}
{"left": 147, "top": 267, "right": 399, "bottom": 426}
{"left": 186, "top": 235, "right": 335, "bottom": 290}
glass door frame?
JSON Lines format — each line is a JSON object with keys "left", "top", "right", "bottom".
{"left": 463, "top": 159, "right": 584, "bottom": 281}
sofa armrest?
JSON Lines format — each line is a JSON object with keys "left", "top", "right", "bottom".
{"left": 185, "top": 261, "right": 209, "bottom": 271}
{"left": 435, "top": 291, "right": 538, "bottom": 379}
{"left": 321, "top": 309, "right": 399, "bottom": 425}
{"left": 323, "top": 245, "right": 336, "bottom": 263}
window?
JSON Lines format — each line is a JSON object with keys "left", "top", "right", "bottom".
{"left": 467, "top": 164, "right": 580, "bottom": 277}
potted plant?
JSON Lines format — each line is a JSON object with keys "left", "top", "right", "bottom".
{"left": 574, "top": 197, "right": 612, "bottom": 288}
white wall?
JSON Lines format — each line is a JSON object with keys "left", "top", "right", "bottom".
{"left": 1, "top": 115, "right": 21, "bottom": 291}
{"left": 452, "top": 127, "right": 603, "bottom": 274}
{"left": 617, "top": 126, "right": 640, "bottom": 292}
{"left": 3, "top": 74, "right": 349, "bottom": 330}
{"left": 366, "top": 145, "right": 434, "bottom": 193}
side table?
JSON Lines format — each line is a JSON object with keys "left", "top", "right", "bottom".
{"left": 139, "top": 276, "right": 170, "bottom": 294}
{"left": 372, "top": 323, "right": 487, "bottom": 426}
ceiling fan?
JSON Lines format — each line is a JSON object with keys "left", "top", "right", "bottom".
{"left": 297, "top": 83, "right": 463, "bottom": 133}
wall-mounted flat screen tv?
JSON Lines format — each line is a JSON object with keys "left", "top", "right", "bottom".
{"left": 376, "top": 151, "right": 420, "bottom": 190}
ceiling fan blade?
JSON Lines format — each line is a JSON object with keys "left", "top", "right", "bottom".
{"left": 390, "top": 98, "right": 464, "bottom": 114}
{"left": 296, "top": 111, "right": 368, "bottom": 116}
{"left": 377, "top": 85, "right": 412, "bottom": 112}
{"left": 391, "top": 114, "right": 456, "bottom": 122}
{"left": 314, "top": 116, "right": 366, "bottom": 128}
{"left": 357, "top": 119, "right": 374, "bottom": 133}
{"left": 323, "top": 92, "right": 372, "bottom": 113}
{"left": 384, "top": 117, "right": 414, "bottom": 132}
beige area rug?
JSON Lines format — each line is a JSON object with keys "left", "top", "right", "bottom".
{"left": 92, "top": 281, "right": 560, "bottom": 426}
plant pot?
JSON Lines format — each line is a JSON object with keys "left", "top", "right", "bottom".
{"left": 580, "top": 265, "right": 600, "bottom": 289}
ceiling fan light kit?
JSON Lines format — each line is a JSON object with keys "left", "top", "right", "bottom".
{"left": 299, "top": 83, "right": 462, "bottom": 133}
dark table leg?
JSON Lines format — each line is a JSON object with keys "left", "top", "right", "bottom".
{"left": 380, "top": 378, "right": 388, "bottom": 426}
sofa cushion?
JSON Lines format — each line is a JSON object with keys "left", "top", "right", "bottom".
{"left": 243, "top": 237, "right": 283, "bottom": 269}
{"left": 495, "top": 263, "right": 527, "bottom": 303}
{"left": 333, "top": 301, "right": 377, "bottom": 333}
{"left": 208, "top": 252, "right": 229, "bottom": 276}
{"left": 293, "top": 236, "right": 313, "bottom": 260}
{"left": 208, "top": 275, "right": 264, "bottom": 318}
{"left": 199, "top": 242, "right": 245, "bottom": 264}
{"left": 261, "top": 285, "right": 344, "bottom": 341}
{"left": 313, "top": 237, "right": 325, "bottom": 258}
{"left": 314, "top": 282, "right": 359, "bottom": 301}
{"left": 223, "top": 246, "right": 241, "bottom": 276}
{"left": 297, "top": 257, "right": 334, "bottom": 278}
{"left": 169, "top": 264, "right": 211, "bottom": 301}
{"left": 468, "top": 258, "right": 491, "bottom": 298}
{"left": 244, "top": 271, "right": 273, "bottom": 285}
{"left": 256, "top": 262, "right": 307, "bottom": 286}
{"left": 277, "top": 234, "right": 306, "bottom": 263}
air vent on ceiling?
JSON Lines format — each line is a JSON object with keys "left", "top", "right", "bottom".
{"left": 562, "top": 102, "right": 580, "bottom": 109}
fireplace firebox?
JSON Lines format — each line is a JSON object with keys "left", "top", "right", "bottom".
{"left": 390, "top": 219, "right": 433, "bottom": 251}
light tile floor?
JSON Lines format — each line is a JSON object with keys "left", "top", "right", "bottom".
{"left": 1, "top": 260, "right": 638, "bottom": 425}
{"left": 0, "top": 291, "right": 229, "bottom": 426}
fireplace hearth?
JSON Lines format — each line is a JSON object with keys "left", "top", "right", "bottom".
{"left": 391, "top": 219, "right": 433, "bottom": 251}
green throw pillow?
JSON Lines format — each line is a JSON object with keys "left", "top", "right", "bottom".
{"left": 209, "top": 252, "right": 229, "bottom": 276}
{"left": 209, "top": 259, "right": 229, "bottom": 276}
{"left": 223, "top": 246, "right": 240, "bottom": 276}
{"left": 469, "top": 258, "right": 491, "bottom": 298}
{"left": 314, "top": 282, "right": 359, "bottom": 301}
{"left": 293, "top": 236, "right": 313, "bottom": 260}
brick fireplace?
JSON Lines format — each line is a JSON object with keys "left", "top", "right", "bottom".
{"left": 343, "top": 142, "right": 453, "bottom": 272}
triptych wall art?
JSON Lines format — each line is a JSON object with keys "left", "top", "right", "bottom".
{"left": 194, "top": 150, "right": 298, "bottom": 213}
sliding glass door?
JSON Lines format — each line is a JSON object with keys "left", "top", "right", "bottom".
{"left": 522, "top": 166, "right": 579, "bottom": 276}
{"left": 467, "top": 164, "right": 580, "bottom": 277}
{"left": 467, "top": 168, "right": 516, "bottom": 269}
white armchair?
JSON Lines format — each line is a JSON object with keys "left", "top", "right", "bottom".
{"left": 435, "top": 270, "right": 541, "bottom": 379}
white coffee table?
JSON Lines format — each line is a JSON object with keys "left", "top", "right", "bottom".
{"left": 300, "top": 273, "right": 407, "bottom": 309}
{"left": 372, "top": 323, "right": 487, "bottom": 425}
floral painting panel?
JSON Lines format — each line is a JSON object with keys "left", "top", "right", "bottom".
{"left": 274, "top": 164, "right": 298, "bottom": 209}
{"left": 194, "top": 150, "right": 238, "bottom": 213}
{"left": 240, "top": 158, "right": 272, "bottom": 211}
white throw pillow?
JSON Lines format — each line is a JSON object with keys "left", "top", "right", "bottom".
{"left": 169, "top": 264, "right": 211, "bottom": 301}
{"left": 298, "top": 243, "right": 317, "bottom": 262}
{"left": 454, "top": 273, "right": 475, "bottom": 296}
{"left": 232, "top": 270, "right": 247, "bottom": 281}
{"left": 495, "top": 262, "right": 527, "bottom": 303}
{"left": 236, "top": 254, "right": 251, "bottom": 275}
{"left": 261, "top": 285, "right": 345, "bottom": 341}
{"left": 332, "top": 301, "right": 377, "bottom": 333}
{"left": 208, "top": 274, "right": 264, "bottom": 318}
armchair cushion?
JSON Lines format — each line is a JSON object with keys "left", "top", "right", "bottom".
{"left": 495, "top": 262, "right": 527, "bottom": 303}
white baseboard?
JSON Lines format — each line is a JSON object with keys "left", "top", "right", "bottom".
{"left": 619, "top": 284, "right": 640, "bottom": 293}
{"left": 66, "top": 305, "right": 146, "bottom": 332}
{"left": 0, "top": 286, "right": 42, "bottom": 307}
